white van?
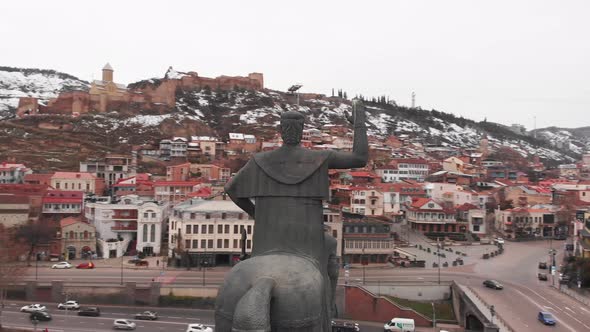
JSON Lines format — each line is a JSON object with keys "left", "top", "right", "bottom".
{"left": 384, "top": 318, "right": 415, "bottom": 332}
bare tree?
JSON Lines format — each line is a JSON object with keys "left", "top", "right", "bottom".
{"left": 0, "top": 226, "right": 26, "bottom": 328}
{"left": 14, "top": 220, "right": 55, "bottom": 266}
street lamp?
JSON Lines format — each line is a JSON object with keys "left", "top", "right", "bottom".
{"left": 437, "top": 238, "right": 441, "bottom": 285}
{"left": 362, "top": 244, "right": 366, "bottom": 285}
{"left": 120, "top": 252, "right": 124, "bottom": 285}
{"left": 431, "top": 302, "right": 436, "bottom": 331}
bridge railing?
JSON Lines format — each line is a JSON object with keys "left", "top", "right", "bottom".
{"left": 464, "top": 286, "right": 516, "bottom": 332}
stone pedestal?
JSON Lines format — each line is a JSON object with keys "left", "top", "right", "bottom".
{"left": 51, "top": 281, "right": 64, "bottom": 302}
{"left": 124, "top": 282, "right": 136, "bottom": 305}
{"left": 25, "top": 281, "right": 36, "bottom": 301}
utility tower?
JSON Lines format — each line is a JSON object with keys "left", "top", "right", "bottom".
{"left": 411, "top": 91, "right": 416, "bottom": 108}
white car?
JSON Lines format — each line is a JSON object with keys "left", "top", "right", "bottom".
{"left": 494, "top": 238, "right": 505, "bottom": 245}
{"left": 51, "top": 261, "right": 73, "bottom": 269}
{"left": 113, "top": 319, "right": 136, "bottom": 330}
{"left": 20, "top": 304, "right": 47, "bottom": 313}
{"left": 186, "top": 324, "right": 213, "bottom": 332}
{"left": 57, "top": 300, "right": 80, "bottom": 310}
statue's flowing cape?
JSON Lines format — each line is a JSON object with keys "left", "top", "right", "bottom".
{"left": 226, "top": 148, "right": 332, "bottom": 199}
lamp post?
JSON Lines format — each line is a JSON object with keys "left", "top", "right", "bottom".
{"left": 437, "top": 238, "right": 441, "bottom": 285}
{"left": 35, "top": 252, "right": 39, "bottom": 281}
{"left": 431, "top": 302, "right": 436, "bottom": 331}
{"left": 120, "top": 252, "right": 124, "bottom": 285}
{"left": 362, "top": 244, "right": 366, "bottom": 285}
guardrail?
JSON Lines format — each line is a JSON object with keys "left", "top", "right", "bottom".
{"left": 559, "top": 287, "right": 590, "bottom": 306}
{"left": 464, "top": 286, "right": 516, "bottom": 332}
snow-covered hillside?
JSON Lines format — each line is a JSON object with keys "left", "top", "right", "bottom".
{"left": 0, "top": 67, "right": 88, "bottom": 119}
{"left": 0, "top": 65, "right": 580, "bottom": 163}
{"left": 535, "top": 127, "right": 590, "bottom": 155}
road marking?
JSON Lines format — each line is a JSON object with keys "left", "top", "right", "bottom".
{"left": 565, "top": 306, "right": 575, "bottom": 312}
{"left": 513, "top": 288, "right": 578, "bottom": 332}
{"left": 581, "top": 307, "right": 590, "bottom": 313}
{"left": 543, "top": 305, "right": 554, "bottom": 310}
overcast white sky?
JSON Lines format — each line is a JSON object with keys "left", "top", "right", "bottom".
{"left": 1, "top": 0, "right": 588, "bottom": 129}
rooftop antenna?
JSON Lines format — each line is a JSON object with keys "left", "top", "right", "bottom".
{"left": 411, "top": 91, "right": 416, "bottom": 108}
{"left": 534, "top": 116, "right": 537, "bottom": 139}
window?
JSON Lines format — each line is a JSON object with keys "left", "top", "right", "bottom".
{"left": 208, "top": 225, "right": 214, "bottom": 233}
{"left": 192, "top": 239, "right": 198, "bottom": 248}
{"left": 332, "top": 230, "right": 337, "bottom": 238}
{"left": 151, "top": 212, "right": 156, "bottom": 218}
{"left": 208, "top": 239, "right": 213, "bottom": 249}
{"left": 193, "top": 225, "right": 198, "bottom": 233}
{"left": 78, "top": 183, "right": 82, "bottom": 190}
{"left": 185, "top": 240, "right": 191, "bottom": 249}
{"left": 240, "top": 225, "right": 245, "bottom": 233}
{"left": 217, "top": 239, "right": 222, "bottom": 248}
{"left": 64, "top": 183, "right": 68, "bottom": 189}
{"left": 247, "top": 240, "right": 251, "bottom": 249}
{"left": 473, "top": 225, "right": 480, "bottom": 232}
{"left": 234, "top": 225, "right": 239, "bottom": 234}
{"left": 224, "top": 239, "right": 229, "bottom": 248}
{"left": 224, "top": 225, "right": 229, "bottom": 234}
{"left": 186, "top": 225, "right": 192, "bottom": 234}
{"left": 238, "top": 213, "right": 243, "bottom": 220}
{"left": 143, "top": 224, "right": 148, "bottom": 242}
{"left": 233, "top": 239, "right": 238, "bottom": 248}
{"left": 221, "top": 213, "right": 227, "bottom": 219}
{"left": 247, "top": 225, "right": 252, "bottom": 234}
{"left": 205, "top": 213, "right": 211, "bottom": 219}
{"left": 218, "top": 224, "right": 223, "bottom": 233}
{"left": 190, "top": 213, "right": 196, "bottom": 219}
{"left": 150, "top": 225, "right": 155, "bottom": 242}
{"left": 202, "top": 225, "right": 207, "bottom": 234}
{"left": 201, "top": 239, "right": 206, "bottom": 248}
{"left": 144, "top": 212, "right": 149, "bottom": 218}
{"left": 83, "top": 231, "right": 88, "bottom": 239}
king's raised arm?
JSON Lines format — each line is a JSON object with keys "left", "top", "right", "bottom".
{"left": 327, "top": 99, "right": 369, "bottom": 169}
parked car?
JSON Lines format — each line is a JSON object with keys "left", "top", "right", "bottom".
{"left": 78, "top": 306, "right": 101, "bottom": 316}
{"left": 538, "top": 311, "right": 556, "bottom": 325}
{"left": 494, "top": 238, "right": 505, "bottom": 245}
{"left": 113, "top": 319, "right": 136, "bottom": 330}
{"left": 51, "top": 261, "right": 73, "bottom": 269}
{"left": 58, "top": 300, "right": 80, "bottom": 310}
{"left": 135, "top": 260, "right": 149, "bottom": 267}
{"left": 186, "top": 324, "right": 213, "bottom": 332}
{"left": 538, "top": 262, "right": 547, "bottom": 269}
{"left": 20, "top": 304, "right": 47, "bottom": 313}
{"left": 554, "top": 234, "right": 567, "bottom": 240}
{"left": 30, "top": 311, "right": 52, "bottom": 321}
{"left": 76, "top": 262, "right": 95, "bottom": 269}
{"left": 331, "top": 320, "right": 360, "bottom": 331}
{"left": 538, "top": 273, "right": 548, "bottom": 281}
{"left": 135, "top": 311, "right": 158, "bottom": 320}
{"left": 483, "top": 280, "right": 503, "bottom": 290}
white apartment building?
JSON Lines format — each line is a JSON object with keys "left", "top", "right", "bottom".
{"left": 85, "top": 195, "right": 168, "bottom": 258}
{"left": 350, "top": 188, "right": 384, "bottom": 216}
{"left": 168, "top": 199, "right": 254, "bottom": 267}
{"left": 0, "top": 162, "right": 31, "bottom": 184}
{"left": 376, "top": 158, "right": 430, "bottom": 182}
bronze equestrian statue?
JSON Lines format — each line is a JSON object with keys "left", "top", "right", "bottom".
{"left": 215, "top": 100, "right": 368, "bottom": 331}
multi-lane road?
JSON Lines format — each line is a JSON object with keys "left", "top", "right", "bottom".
{"left": 15, "top": 239, "right": 590, "bottom": 331}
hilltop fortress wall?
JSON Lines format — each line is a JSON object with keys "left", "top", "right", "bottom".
{"left": 16, "top": 66, "right": 263, "bottom": 117}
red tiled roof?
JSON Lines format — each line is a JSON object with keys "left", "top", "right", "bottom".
{"left": 390, "top": 158, "right": 429, "bottom": 165}
{"left": 349, "top": 171, "right": 380, "bottom": 178}
{"left": 456, "top": 203, "right": 479, "bottom": 211}
{"left": 60, "top": 216, "right": 84, "bottom": 228}
{"left": 153, "top": 181, "right": 201, "bottom": 186}
{"left": 0, "top": 195, "right": 30, "bottom": 204}
{"left": 43, "top": 190, "right": 84, "bottom": 203}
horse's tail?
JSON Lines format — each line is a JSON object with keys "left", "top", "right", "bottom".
{"left": 232, "top": 277, "right": 276, "bottom": 332}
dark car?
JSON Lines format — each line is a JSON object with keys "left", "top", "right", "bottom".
{"left": 331, "top": 320, "right": 360, "bottom": 332}
{"left": 538, "top": 311, "right": 556, "bottom": 325}
{"left": 78, "top": 306, "right": 101, "bottom": 317}
{"left": 30, "top": 311, "right": 52, "bottom": 321}
{"left": 135, "top": 310, "right": 158, "bottom": 320}
{"left": 538, "top": 262, "right": 547, "bottom": 269}
{"left": 483, "top": 280, "right": 503, "bottom": 290}
{"left": 538, "top": 273, "right": 548, "bottom": 281}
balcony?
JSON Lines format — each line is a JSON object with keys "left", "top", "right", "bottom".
{"left": 111, "top": 223, "right": 137, "bottom": 232}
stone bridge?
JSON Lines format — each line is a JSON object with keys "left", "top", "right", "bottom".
{"left": 451, "top": 282, "right": 507, "bottom": 332}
